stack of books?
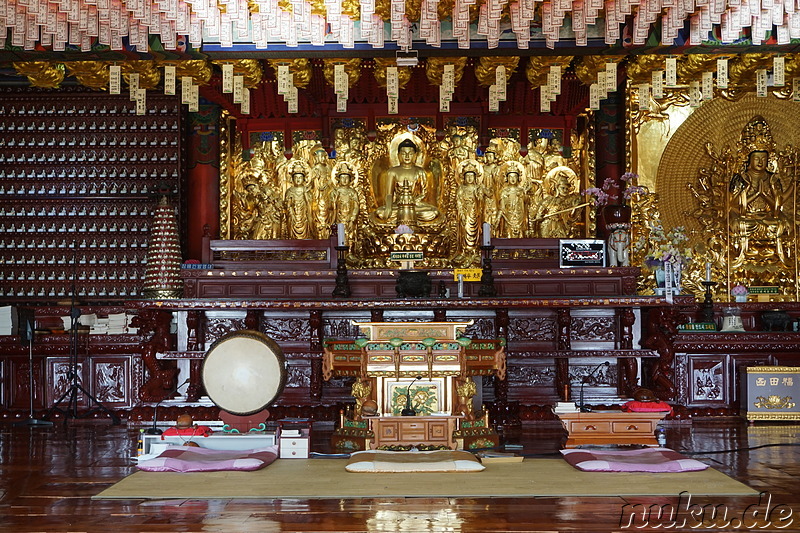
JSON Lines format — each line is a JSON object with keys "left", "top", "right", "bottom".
{"left": 553, "top": 402, "right": 579, "bottom": 414}
{"left": 107, "top": 313, "right": 128, "bottom": 335}
{"left": 0, "top": 306, "right": 17, "bottom": 335}
{"left": 476, "top": 451, "right": 524, "bottom": 463}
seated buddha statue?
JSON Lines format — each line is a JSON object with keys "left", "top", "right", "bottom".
{"left": 729, "top": 137, "right": 792, "bottom": 267}
{"left": 373, "top": 136, "right": 440, "bottom": 226}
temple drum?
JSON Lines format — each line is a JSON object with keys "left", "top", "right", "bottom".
{"left": 202, "top": 330, "right": 287, "bottom": 415}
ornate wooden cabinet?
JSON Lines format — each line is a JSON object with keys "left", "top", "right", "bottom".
{"left": 368, "top": 416, "right": 461, "bottom": 449}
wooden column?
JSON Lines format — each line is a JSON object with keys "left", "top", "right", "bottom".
{"left": 309, "top": 310, "right": 324, "bottom": 400}
{"left": 492, "top": 308, "right": 518, "bottom": 429}
{"left": 617, "top": 307, "right": 638, "bottom": 396}
{"left": 555, "top": 308, "right": 572, "bottom": 398}
{"left": 186, "top": 310, "right": 205, "bottom": 402}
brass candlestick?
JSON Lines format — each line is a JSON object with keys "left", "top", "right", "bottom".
{"left": 701, "top": 281, "right": 717, "bottom": 323}
{"left": 332, "top": 245, "right": 351, "bottom": 298}
{"left": 478, "top": 245, "right": 497, "bottom": 297}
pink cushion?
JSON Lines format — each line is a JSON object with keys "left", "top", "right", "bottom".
{"left": 138, "top": 445, "right": 278, "bottom": 472}
{"left": 561, "top": 447, "right": 709, "bottom": 473}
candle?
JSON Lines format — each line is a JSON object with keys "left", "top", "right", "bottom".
{"left": 482, "top": 223, "right": 491, "bottom": 246}
{"left": 705, "top": 262, "right": 711, "bottom": 282}
{"left": 337, "top": 223, "right": 346, "bottom": 247}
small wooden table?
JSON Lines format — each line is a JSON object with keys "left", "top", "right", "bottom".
{"left": 556, "top": 411, "right": 669, "bottom": 448}
{"left": 367, "top": 415, "right": 461, "bottom": 449}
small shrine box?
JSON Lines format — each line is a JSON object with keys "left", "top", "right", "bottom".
{"left": 741, "top": 366, "right": 800, "bottom": 421}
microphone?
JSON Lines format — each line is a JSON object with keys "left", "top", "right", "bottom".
{"left": 401, "top": 375, "right": 423, "bottom": 416}
{"left": 579, "top": 362, "right": 610, "bottom": 413}
{"left": 146, "top": 379, "right": 190, "bottom": 435}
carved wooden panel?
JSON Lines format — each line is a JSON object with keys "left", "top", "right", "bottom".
{"left": 570, "top": 361, "right": 617, "bottom": 387}
{"left": 463, "top": 317, "right": 496, "bottom": 338}
{"left": 508, "top": 317, "right": 555, "bottom": 342}
{"left": 323, "top": 317, "right": 363, "bottom": 339}
{"left": 261, "top": 316, "right": 311, "bottom": 343}
{"left": 571, "top": 316, "right": 615, "bottom": 342}
{"left": 203, "top": 318, "right": 247, "bottom": 346}
{"left": 91, "top": 357, "right": 129, "bottom": 406}
{"left": 9, "top": 357, "right": 46, "bottom": 410}
{"left": 284, "top": 353, "right": 312, "bottom": 388}
{"left": 689, "top": 356, "right": 726, "bottom": 404}
{"left": 507, "top": 363, "right": 557, "bottom": 386}
{"left": 47, "top": 359, "right": 85, "bottom": 407}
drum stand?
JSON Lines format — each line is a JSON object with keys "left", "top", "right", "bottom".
{"left": 45, "top": 270, "right": 120, "bottom": 425}
{"left": 14, "top": 318, "right": 52, "bottom": 428}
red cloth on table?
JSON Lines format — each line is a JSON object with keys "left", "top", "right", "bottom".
{"left": 621, "top": 401, "right": 673, "bottom": 415}
{"left": 161, "top": 426, "right": 213, "bottom": 438}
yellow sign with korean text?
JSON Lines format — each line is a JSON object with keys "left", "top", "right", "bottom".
{"left": 453, "top": 268, "right": 482, "bottom": 282}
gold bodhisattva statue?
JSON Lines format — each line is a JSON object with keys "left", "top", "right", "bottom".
{"left": 532, "top": 166, "right": 583, "bottom": 238}
{"left": 729, "top": 116, "right": 793, "bottom": 267}
{"left": 495, "top": 161, "right": 528, "bottom": 239}
{"left": 455, "top": 159, "right": 485, "bottom": 252}
{"left": 330, "top": 161, "right": 360, "bottom": 245}
{"left": 284, "top": 160, "right": 314, "bottom": 240}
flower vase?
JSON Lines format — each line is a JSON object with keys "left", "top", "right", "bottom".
{"left": 654, "top": 264, "right": 682, "bottom": 295}
{"left": 654, "top": 267, "right": 666, "bottom": 288}
{"left": 599, "top": 204, "right": 632, "bottom": 239}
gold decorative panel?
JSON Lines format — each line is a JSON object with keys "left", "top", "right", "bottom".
{"left": 221, "top": 117, "right": 592, "bottom": 269}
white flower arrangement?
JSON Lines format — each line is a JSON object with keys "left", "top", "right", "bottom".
{"left": 635, "top": 221, "right": 693, "bottom": 269}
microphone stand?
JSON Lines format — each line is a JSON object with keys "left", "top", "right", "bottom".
{"left": 45, "top": 243, "right": 120, "bottom": 425}
{"left": 146, "top": 379, "right": 190, "bottom": 435}
{"left": 401, "top": 375, "right": 423, "bottom": 416}
{"left": 579, "top": 361, "right": 610, "bottom": 413}
{"left": 14, "top": 317, "right": 53, "bottom": 427}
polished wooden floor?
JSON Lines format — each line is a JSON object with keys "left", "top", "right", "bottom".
{"left": 1, "top": 419, "right": 799, "bottom": 532}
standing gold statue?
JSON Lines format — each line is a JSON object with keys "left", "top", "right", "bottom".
{"left": 329, "top": 161, "right": 360, "bottom": 245}
{"left": 374, "top": 135, "right": 440, "bottom": 225}
{"left": 453, "top": 376, "right": 477, "bottom": 420}
{"left": 495, "top": 161, "right": 528, "bottom": 238}
{"left": 481, "top": 148, "right": 500, "bottom": 227}
{"left": 283, "top": 160, "right": 314, "bottom": 239}
{"left": 351, "top": 378, "right": 372, "bottom": 421}
{"left": 310, "top": 147, "right": 333, "bottom": 237}
{"left": 455, "top": 159, "right": 485, "bottom": 254}
{"left": 728, "top": 116, "right": 793, "bottom": 268}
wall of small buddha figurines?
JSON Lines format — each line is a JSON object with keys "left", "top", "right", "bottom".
{"left": 221, "top": 115, "right": 594, "bottom": 269}
{"left": 0, "top": 89, "right": 185, "bottom": 304}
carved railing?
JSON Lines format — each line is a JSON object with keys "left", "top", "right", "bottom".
{"left": 490, "top": 238, "right": 561, "bottom": 269}
{"left": 201, "top": 235, "right": 338, "bottom": 269}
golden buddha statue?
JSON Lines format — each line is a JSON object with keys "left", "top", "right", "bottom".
{"left": 495, "top": 161, "right": 528, "bottom": 238}
{"left": 531, "top": 166, "right": 582, "bottom": 238}
{"left": 729, "top": 116, "right": 793, "bottom": 268}
{"left": 310, "top": 147, "right": 333, "bottom": 236}
{"left": 329, "top": 161, "right": 360, "bottom": 245}
{"left": 373, "top": 134, "right": 440, "bottom": 226}
{"left": 283, "top": 160, "right": 314, "bottom": 240}
{"left": 455, "top": 159, "right": 485, "bottom": 253}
